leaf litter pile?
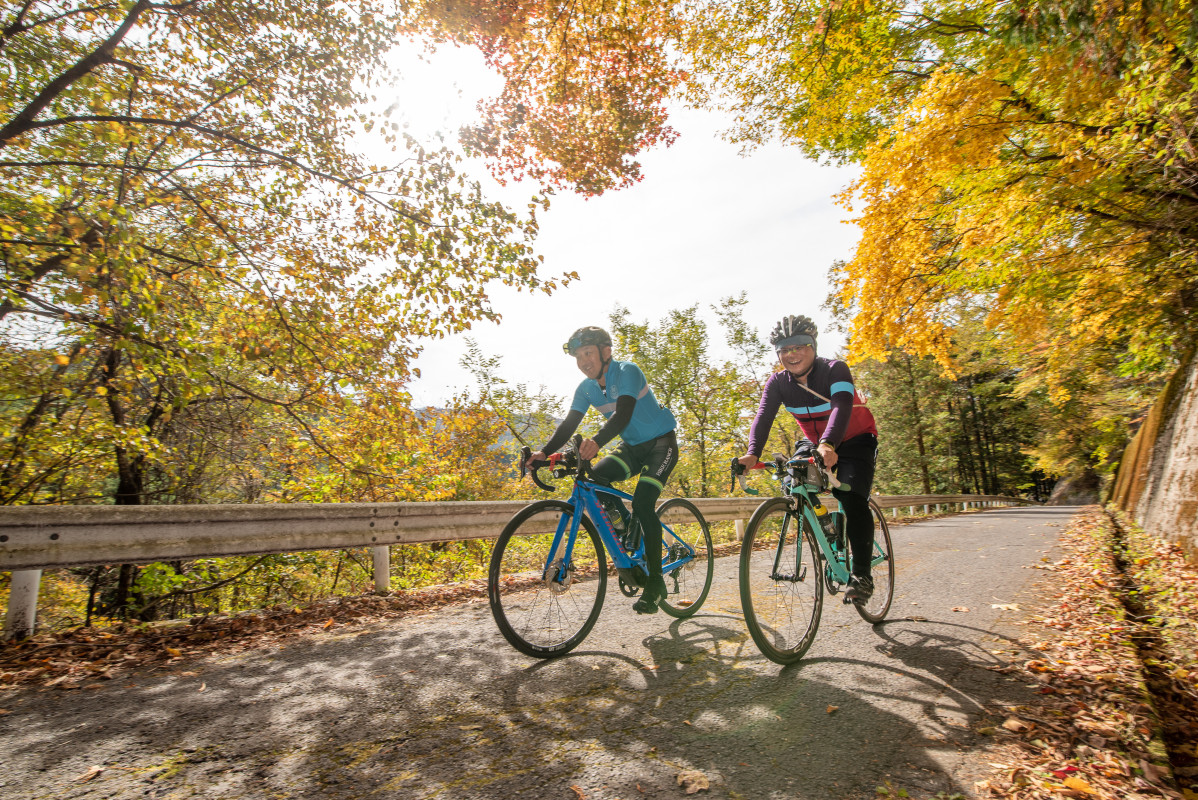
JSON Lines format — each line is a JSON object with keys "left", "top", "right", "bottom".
{"left": 971, "top": 508, "right": 1198, "bottom": 800}
{"left": 0, "top": 579, "right": 494, "bottom": 690}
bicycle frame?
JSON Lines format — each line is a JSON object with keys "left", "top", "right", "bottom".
{"left": 785, "top": 485, "right": 852, "bottom": 586}
{"left": 737, "top": 457, "right": 883, "bottom": 585}
{"left": 544, "top": 477, "right": 697, "bottom": 584}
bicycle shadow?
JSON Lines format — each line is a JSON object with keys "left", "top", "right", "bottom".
{"left": 482, "top": 610, "right": 1042, "bottom": 800}
{"left": 0, "top": 603, "right": 1042, "bottom": 800}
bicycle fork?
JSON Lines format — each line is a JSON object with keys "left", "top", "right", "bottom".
{"left": 770, "top": 512, "right": 808, "bottom": 583}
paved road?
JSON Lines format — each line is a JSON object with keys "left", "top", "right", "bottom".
{"left": 2, "top": 505, "right": 1079, "bottom": 800}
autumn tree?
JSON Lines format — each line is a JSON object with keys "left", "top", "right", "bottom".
{"left": 438, "top": 1, "right": 1198, "bottom": 481}
{"left": 1, "top": 1, "right": 570, "bottom": 508}
{"left": 423, "top": 0, "right": 685, "bottom": 194}
{"left": 460, "top": 337, "right": 565, "bottom": 456}
{"left": 609, "top": 295, "right": 770, "bottom": 497}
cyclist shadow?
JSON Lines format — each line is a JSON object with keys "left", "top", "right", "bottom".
{"left": 494, "top": 611, "right": 1042, "bottom": 800}
{"left": 864, "top": 618, "right": 1043, "bottom": 720}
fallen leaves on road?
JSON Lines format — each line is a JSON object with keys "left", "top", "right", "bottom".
{"left": 676, "top": 770, "right": 710, "bottom": 794}
{"left": 972, "top": 508, "right": 1198, "bottom": 800}
{"left": 76, "top": 766, "right": 105, "bottom": 782}
{"left": 0, "top": 582, "right": 494, "bottom": 688}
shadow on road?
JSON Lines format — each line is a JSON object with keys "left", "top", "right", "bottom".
{"left": 3, "top": 502, "right": 1062, "bottom": 800}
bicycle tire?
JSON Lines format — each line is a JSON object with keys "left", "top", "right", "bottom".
{"left": 488, "top": 499, "right": 607, "bottom": 658}
{"left": 655, "top": 498, "right": 714, "bottom": 618}
{"left": 739, "top": 496, "right": 824, "bottom": 665}
{"left": 853, "top": 499, "right": 895, "bottom": 623}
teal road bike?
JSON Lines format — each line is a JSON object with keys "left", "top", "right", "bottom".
{"left": 733, "top": 452, "right": 895, "bottom": 664}
{"left": 488, "top": 436, "right": 714, "bottom": 658}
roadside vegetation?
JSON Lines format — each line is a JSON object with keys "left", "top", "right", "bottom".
{"left": 967, "top": 508, "right": 1197, "bottom": 800}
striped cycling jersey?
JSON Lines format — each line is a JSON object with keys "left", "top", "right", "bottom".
{"left": 747, "top": 357, "right": 877, "bottom": 456}
{"left": 570, "top": 359, "right": 676, "bottom": 446}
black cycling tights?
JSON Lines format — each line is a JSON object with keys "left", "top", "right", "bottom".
{"left": 593, "top": 467, "right": 665, "bottom": 581}
{"left": 629, "top": 480, "right": 664, "bottom": 579}
{"left": 832, "top": 489, "right": 875, "bottom": 579}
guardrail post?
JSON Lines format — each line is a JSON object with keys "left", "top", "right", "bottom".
{"left": 3, "top": 569, "right": 41, "bottom": 641}
{"left": 371, "top": 546, "right": 390, "bottom": 595}
{"left": 735, "top": 520, "right": 745, "bottom": 542}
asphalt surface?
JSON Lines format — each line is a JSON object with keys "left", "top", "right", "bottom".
{"left": 1, "top": 505, "right": 1080, "bottom": 800}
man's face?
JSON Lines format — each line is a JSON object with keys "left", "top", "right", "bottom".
{"left": 574, "top": 344, "right": 610, "bottom": 380}
{"left": 778, "top": 343, "right": 815, "bottom": 376}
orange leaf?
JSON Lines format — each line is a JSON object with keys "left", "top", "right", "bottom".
{"left": 1063, "top": 776, "right": 1096, "bottom": 793}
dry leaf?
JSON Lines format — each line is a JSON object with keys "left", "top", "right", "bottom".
{"left": 198, "top": 683, "right": 206, "bottom": 692}
{"left": 323, "top": 618, "right": 335, "bottom": 629}
{"left": 165, "top": 647, "right": 182, "bottom": 657}
{"left": 77, "top": 765, "right": 105, "bottom": 782}
{"left": 826, "top": 705, "right": 839, "bottom": 714}
{"left": 952, "top": 606, "right": 970, "bottom": 612}
{"left": 569, "top": 785, "right": 585, "bottom": 800}
{"left": 991, "top": 603, "right": 1020, "bottom": 611}
{"left": 1063, "top": 775, "right": 1096, "bottom": 793}
{"left": 676, "top": 770, "right": 710, "bottom": 794}
{"left": 1002, "top": 717, "right": 1032, "bottom": 733}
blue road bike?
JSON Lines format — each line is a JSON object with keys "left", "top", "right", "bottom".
{"left": 488, "top": 437, "right": 714, "bottom": 658}
{"left": 733, "top": 451, "right": 895, "bottom": 664}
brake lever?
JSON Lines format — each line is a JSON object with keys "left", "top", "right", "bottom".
{"left": 519, "top": 445, "right": 557, "bottom": 492}
{"left": 730, "top": 457, "right": 761, "bottom": 495}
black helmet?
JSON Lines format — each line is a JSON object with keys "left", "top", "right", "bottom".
{"left": 563, "top": 326, "right": 612, "bottom": 355}
{"left": 769, "top": 315, "right": 819, "bottom": 351}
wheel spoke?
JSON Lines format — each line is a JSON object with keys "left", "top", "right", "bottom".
{"left": 656, "top": 498, "right": 714, "bottom": 618}
{"left": 489, "top": 501, "right": 607, "bottom": 657}
{"left": 853, "top": 499, "right": 895, "bottom": 623}
{"left": 739, "top": 497, "right": 823, "bottom": 664}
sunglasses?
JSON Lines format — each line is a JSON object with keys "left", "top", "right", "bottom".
{"left": 777, "top": 344, "right": 813, "bottom": 356}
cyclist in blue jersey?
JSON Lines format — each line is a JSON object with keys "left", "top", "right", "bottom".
{"left": 737, "top": 315, "right": 881, "bottom": 605}
{"left": 526, "top": 326, "right": 679, "bottom": 614}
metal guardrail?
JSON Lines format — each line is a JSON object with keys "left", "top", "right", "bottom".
{"left": 0, "top": 494, "right": 1028, "bottom": 572}
{"left": 0, "top": 494, "right": 1030, "bottom": 639}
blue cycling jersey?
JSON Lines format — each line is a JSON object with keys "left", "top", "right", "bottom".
{"left": 570, "top": 360, "right": 676, "bottom": 446}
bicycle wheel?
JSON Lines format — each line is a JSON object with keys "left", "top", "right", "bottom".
{"left": 488, "top": 500, "right": 607, "bottom": 658}
{"left": 739, "top": 496, "right": 824, "bottom": 665}
{"left": 854, "top": 499, "right": 895, "bottom": 623}
{"left": 656, "top": 498, "right": 714, "bottom": 618}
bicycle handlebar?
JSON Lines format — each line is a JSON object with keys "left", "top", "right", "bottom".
{"left": 729, "top": 452, "right": 843, "bottom": 494}
{"left": 520, "top": 435, "right": 595, "bottom": 493}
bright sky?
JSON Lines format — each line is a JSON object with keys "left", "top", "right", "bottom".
{"left": 384, "top": 47, "right": 861, "bottom": 408}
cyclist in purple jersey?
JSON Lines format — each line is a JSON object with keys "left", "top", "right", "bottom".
{"left": 526, "top": 326, "right": 679, "bottom": 615}
{"left": 737, "top": 315, "right": 880, "bottom": 604}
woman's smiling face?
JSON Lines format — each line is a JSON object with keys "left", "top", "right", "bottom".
{"left": 778, "top": 343, "right": 815, "bottom": 376}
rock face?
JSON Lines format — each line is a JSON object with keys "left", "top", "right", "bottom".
{"left": 1110, "top": 347, "right": 1198, "bottom": 561}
